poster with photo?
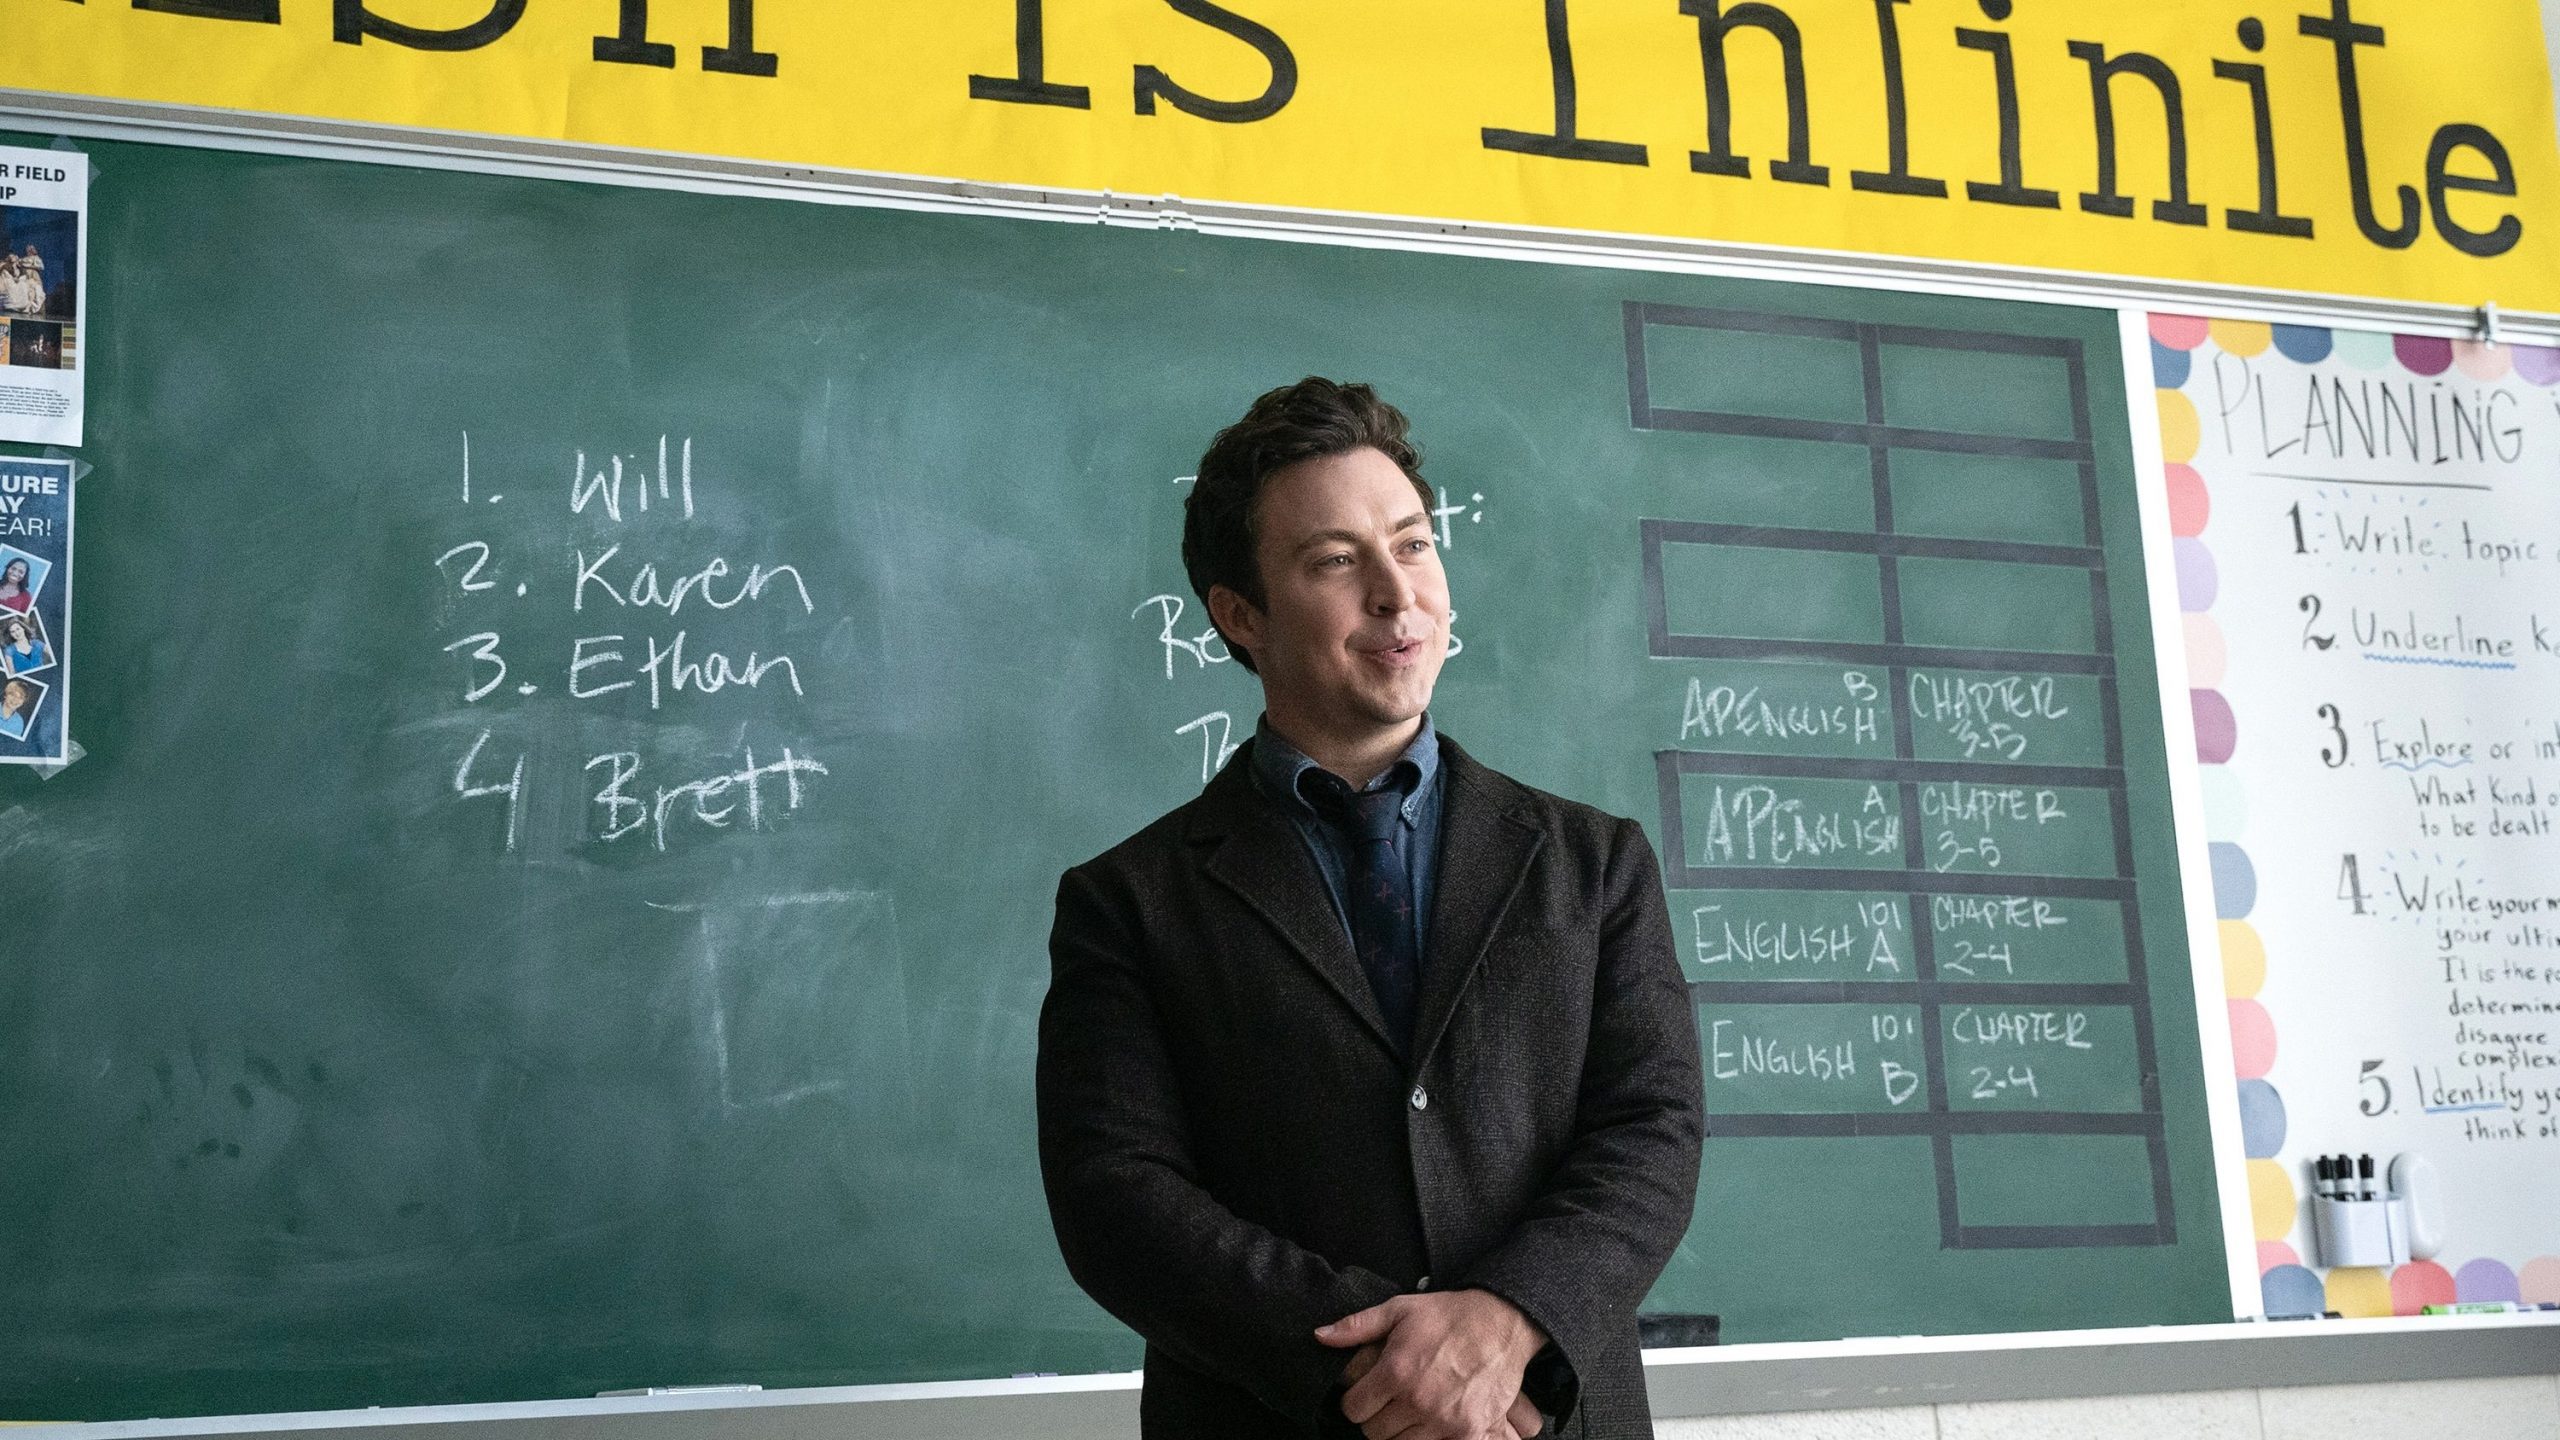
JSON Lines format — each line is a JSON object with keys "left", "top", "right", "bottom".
{"left": 0, "top": 458, "right": 70, "bottom": 763}
{"left": 0, "top": 146, "right": 85, "bottom": 446}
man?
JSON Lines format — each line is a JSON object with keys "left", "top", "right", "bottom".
{"left": 1039, "top": 378, "right": 1703, "bottom": 1439}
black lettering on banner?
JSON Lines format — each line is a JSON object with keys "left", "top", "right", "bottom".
{"left": 1681, "top": 0, "right": 1828, "bottom": 186}
{"left": 1133, "top": 0, "right": 1296, "bottom": 123}
{"left": 1482, "top": 0, "right": 1650, "bottom": 166}
{"left": 333, "top": 0, "right": 526, "bottom": 50}
{"left": 130, "top": 0, "right": 281, "bottom": 21}
{"left": 2214, "top": 18, "right": 2315, "bottom": 238}
{"left": 2299, "top": 0, "right": 2420, "bottom": 249}
{"left": 1954, "top": 0, "right": 2058, "bottom": 209}
{"left": 702, "top": 0, "right": 777, "bottom": 77}
{"left": 1850, "top": 0, "right": 1947, "bottom": 197}
{"left": 970, "top": 0, "right": 1093, "bottom": 109}
{"left": 594, "top": 0, "right": 674, "bottom": 68}
{"left": 2068, "top": 41, "right": 2206, "bottom": 225}
{"left": 2425, "top": 123, "right": 2522, "bottom": 257}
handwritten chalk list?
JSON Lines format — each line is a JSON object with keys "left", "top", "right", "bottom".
{"left": 1636, "top": 305, "right": 2181, "bottom": 1251}
{"left": 428, "top": 435, "right": 831, "bottom": 856}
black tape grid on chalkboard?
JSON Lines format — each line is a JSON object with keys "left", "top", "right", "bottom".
{"left": 1624, "top": 303, "right": 2172, "bottom": 1253}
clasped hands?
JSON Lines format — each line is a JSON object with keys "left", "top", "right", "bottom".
{"left": 1315, "top": 1288, "right": 1547, "bottom": 1440}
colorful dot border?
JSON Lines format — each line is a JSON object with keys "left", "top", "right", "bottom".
{"left": 2148, "top": 314, "right": 2560, "bottom": 1318}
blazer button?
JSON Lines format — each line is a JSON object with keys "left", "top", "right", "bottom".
{"left": 1409, "top": 1084, "right": 1429, "bottom": 1111}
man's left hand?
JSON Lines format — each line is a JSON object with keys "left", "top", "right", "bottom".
{"left": 1317, "top": 1289, "right": 1547, "bottom": 1439}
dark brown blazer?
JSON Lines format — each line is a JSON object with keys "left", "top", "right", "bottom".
{"left": 1038, "top": 735, "right": 1705, "bottom": 1438}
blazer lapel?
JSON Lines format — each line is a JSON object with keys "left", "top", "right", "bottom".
{"left": 1195, "top": 747, "right": 1401, "bottom": 1059}
{"left": 1414, "top": 740, "right": 1545, "bottom": 1066}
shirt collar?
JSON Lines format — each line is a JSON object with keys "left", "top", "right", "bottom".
{"left": 1251, "top": 713, "right": 1439, "bottom": 827}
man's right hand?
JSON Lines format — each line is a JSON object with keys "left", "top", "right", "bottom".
{"left": 1337, "top": 1343, "right": 1543, "bottom": 1438}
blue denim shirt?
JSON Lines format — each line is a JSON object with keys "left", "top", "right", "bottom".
{"left": 1249, "top": 713, "right": 1445, "bottom": 961}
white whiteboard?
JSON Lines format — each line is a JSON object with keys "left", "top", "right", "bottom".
{"left": 2151, "top": 314, "right": 2560, "bottom": 1317}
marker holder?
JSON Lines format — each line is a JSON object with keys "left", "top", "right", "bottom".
{"left": 2312, "top": 1193, "right": 2411, "bottom": 1269}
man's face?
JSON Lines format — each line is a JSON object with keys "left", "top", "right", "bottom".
{"left": 1213, "top": 446, "right": 1451, "bottom": 744}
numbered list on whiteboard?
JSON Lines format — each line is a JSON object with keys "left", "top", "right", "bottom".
{"left": 2186, "top": 331, "right": 2560, "bottom": 1269}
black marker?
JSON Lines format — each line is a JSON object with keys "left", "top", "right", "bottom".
{"left": 2336, "top": 1154, "right": 2356, "bottom": 1199}
{"left": 2315, "top": 1155, "right": 2336, "bottom": 1199}
{"left": 2358, "top": 1153, "right": 2378, "bottom": 1201}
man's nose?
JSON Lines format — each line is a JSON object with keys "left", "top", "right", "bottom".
{"left": 1365, "top": 551, "right": 1416, "bottom": 613}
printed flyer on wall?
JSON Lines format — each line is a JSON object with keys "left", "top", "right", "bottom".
{"left": 0, "top": 457, "right": 71, "bottom": 763}
{"left": 0, "top": 146, "right": 85, "bottom": 447}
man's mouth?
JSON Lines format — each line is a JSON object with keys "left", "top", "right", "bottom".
{"left": 1359, "top": 636, "right": 1429, "bottom": 665}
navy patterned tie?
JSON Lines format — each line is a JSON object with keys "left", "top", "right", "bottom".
{"left": 1311, "top": 778, "right": 1420, "bottom": 1056}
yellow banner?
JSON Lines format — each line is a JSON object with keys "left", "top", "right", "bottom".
{"left": 16, "top": 1, "right": 2560, "bottom": 312}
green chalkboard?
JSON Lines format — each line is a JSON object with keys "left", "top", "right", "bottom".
{"left": 0, "top": 133, "right": 2230, "bottom": 1423}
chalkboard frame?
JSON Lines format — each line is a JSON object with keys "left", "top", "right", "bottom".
{"left": 1, "top": 88, "right": 2550, "bottom": 1433}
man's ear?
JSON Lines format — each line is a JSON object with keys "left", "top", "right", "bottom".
{"left": 1205, "top": 584, "right": 1262, "bottom": 667}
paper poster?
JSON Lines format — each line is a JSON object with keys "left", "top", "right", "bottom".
{"left": 0, "top": 147, "right": 85, "bottom": 447}
{"left": 0, "top": 457, "right": 72, "bottom": 765}
{"left": 2149, "top": 316, "right": 2560, "bottom": 1316}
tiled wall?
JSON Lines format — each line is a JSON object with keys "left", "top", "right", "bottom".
{"left": 1658, "top": 1375, "right": 2560, "bottom": 1440}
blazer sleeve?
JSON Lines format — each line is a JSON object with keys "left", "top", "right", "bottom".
{"left": 1038, "top": 861, "right": 1403, "bottom": 1424}
{"left": 1455, "top": 818, "right": 1706, "bottom": 1423}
